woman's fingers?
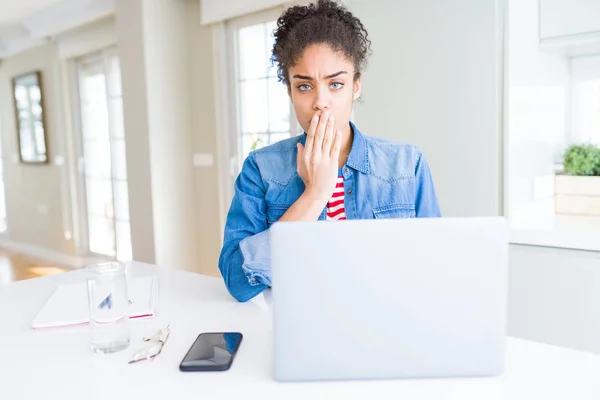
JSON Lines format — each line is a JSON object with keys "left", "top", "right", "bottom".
{"left": 312, "top": 111, "right": 329, "bottom": 157}
{"left": 330, "top": 129, "right": 342, "bottom": 159}
{"left": 304, "top": 114, "right": 319, "bottom": 161}
{"left": 321, "top": 114, "right": 335, "bottom": 155}
{"left": 297, "top": 142, "right": 304, "bottom": 160}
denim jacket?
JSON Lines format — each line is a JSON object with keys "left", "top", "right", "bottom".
{"left": 218, "top": 122, "right": 441, "bottom": 302}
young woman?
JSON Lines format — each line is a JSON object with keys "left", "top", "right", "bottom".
{"left": 219, "top": 0, "right": 441, "bottom": 302}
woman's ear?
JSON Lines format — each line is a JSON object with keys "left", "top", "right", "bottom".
{"left": 353, "top": 76, "right": 362, "bottom": 101}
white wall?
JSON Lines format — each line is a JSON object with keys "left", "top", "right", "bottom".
{"left": 116, "top": 0, "right": 223, "bottom": 276}
{"left": 117, "top": 0, "right": 200, "bottom": 272}
{"left": 0, "top": 43, "right": 76, "bottom": 259}
{"left": 56, "top": 16, "right": 118, "bottom": 60}
{"left": 142, "top": 0, "right": 197, "bottom": 272}
{"left": 508, "top": 0, "right": 570, "bottom": 228}
{"left": 348, "top": 0, "right": 503, "bottom": 218}
{"left": 115, "top": 0, "right": 156, "bottom": 264}
{"left": 187, "top": 0, "right": 224, "bottom": 277}
{"left": 200, "top": 0, "right": 287, "bottom": 25}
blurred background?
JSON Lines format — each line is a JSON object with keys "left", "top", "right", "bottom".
{"left": 0, "top": 0, "right": 599, "bottom": 354}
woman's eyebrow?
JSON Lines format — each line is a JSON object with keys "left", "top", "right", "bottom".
{"left": 325, "top": 71, "right": 348, "bottom": 79}
{"left": 292, "top": 71, "right": 348, "bottom": 80}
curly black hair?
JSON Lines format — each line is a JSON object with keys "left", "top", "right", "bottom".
{"left": 271, "top": 0, "right": 371, "bottom": 87}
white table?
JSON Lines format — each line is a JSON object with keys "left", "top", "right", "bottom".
{"left": 1, "top": 262, "right": 599, "bottom": 400}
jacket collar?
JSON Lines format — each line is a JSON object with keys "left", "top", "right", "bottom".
{"left": 346, "top": 121, "right": 369, "bottom": 174}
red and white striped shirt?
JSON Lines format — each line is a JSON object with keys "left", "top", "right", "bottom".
{"left": 326, "top": 175, "right": 346, "bottom": 220}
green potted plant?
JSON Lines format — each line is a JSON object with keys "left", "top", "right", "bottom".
{"left": 251, "top": 136, "right": 265, "bottom": 151}
{"left": 555, "top": 144, "right": 600, "bottom": 216}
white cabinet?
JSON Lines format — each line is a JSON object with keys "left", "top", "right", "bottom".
{"left": 539, "top": 0, "right": 600, "bottom": 56}
{"left": 540, "top": 0, "right": 600, "bottom": 39}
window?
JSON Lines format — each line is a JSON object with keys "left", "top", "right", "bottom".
{"left": 570, "top": 56, "right": 600, "bottom": 146}
{"left": 75, "top": 48, "right": 131, "bottom": 261}
{"left": 227, "top": 9, "right": 298, "bottom": 174}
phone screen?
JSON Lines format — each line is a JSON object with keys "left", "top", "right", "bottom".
{"left": 179, "top": 332, "right": 243, "bottom": 371}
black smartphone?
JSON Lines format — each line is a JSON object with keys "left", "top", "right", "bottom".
{"left": 179, "top": 332, "right": 243, "bottom": 372}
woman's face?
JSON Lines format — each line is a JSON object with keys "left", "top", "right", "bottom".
{"left": 288, "top": 44, "right": 361, "bottom": 134}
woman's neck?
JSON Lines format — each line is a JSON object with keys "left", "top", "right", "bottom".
{"left": 338, "top": 123, "right": 354, "bottom": 169}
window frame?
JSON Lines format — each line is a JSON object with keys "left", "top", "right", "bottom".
{"left": 225, "top": 7, "right": 297, "bottom": 174}
{"left": 72, "top": 46, "right": 132, "bottom": 261}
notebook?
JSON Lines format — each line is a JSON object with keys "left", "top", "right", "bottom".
{"left": 31, "top": 276, "right": 157, "bottom": 329}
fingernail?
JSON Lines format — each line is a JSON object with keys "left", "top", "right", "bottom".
{"left": 329, "top": 114, "right": 334, "bottom": 122}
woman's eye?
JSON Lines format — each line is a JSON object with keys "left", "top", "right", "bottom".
{"left": 331, "top": 82, "right": 344, "bottom": 90}
{"left": 297, "top": 84, "right": 311, "bottom": 91}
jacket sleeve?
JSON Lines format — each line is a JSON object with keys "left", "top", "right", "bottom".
{"left": 218, "top": 152, "right": 273, "bottom": 302}
{"left": 414, "top": 151, "right": 442, "bottom": 218}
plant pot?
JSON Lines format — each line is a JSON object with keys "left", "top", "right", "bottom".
{"left": 555, "top": 175, "right": 600, "bottom": 216}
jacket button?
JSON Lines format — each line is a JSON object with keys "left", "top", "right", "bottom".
{"left": 347, "top": 190, "right": 353, "bottom": 195}
{"left": 344, "top": 168, "right": 349, "bottom": 173}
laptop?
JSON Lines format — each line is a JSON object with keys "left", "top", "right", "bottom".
{"left": 270, "top": 216, "right": 508, "bottom": 382}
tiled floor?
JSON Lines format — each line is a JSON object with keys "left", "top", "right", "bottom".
{"left": 0, "top": 249, "right": 69, "bottom": 285}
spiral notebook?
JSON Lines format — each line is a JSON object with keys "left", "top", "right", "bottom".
{"left": 31, "top": 276, "right": 157, "bottom": 329}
